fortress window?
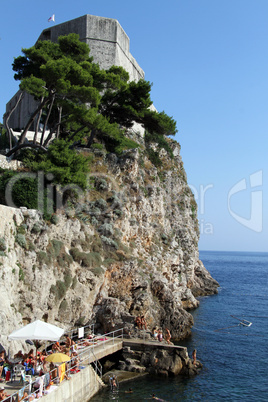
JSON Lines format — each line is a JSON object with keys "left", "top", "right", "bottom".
{"left": 42, "top": 30, "right": 51, "bottom": 40}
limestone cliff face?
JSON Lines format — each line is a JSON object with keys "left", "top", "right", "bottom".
{"left": 0, "top": 138, "right": 218, "bottom": 353}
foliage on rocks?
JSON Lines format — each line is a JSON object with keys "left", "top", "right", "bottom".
{"left": 69, "top": 247, "right": 102, "bottom": 268}
{"left": 15, "top": 234, "right": 27, "bottom": 248}
{"left": 0, "top": 170, "right": 39, "bottom": 210}
{"left": 0, "top": 237, "right": 6, "bottom": 251}
{"left": 101, "top": 236, "right": 118, "bottom": 249}
{"left": 50, "top": 280, "right": 67, "bottom": 300}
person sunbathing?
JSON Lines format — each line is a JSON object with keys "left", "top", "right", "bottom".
{"left": 40, "top": 350, "right": 48, "bottom": 362}
{"left": 52, "top": 342, "right": 62, "bottom": 353}
{"left": 135, "top": 315, "right": 142, "bottom": 329}
{"left": 27, "top": 349, "right": 35, "bottom": 360}
{"left": 0, "top": 352, "right": 5, "bottom": 379}
{"left": 82, "top": 335, "right": 95, "bottom": 347}
{"left": 14, "top": 350, "right": 24, "bottom": 360}
{"left": 165, "top": 328, "right": 171, "bottom": 344}
{"left": 141, "top": 316, "right": 147, "bottom": 330}
{"left": 65, "top": 336, "right": 72, "bottom": 349}
{"left": 70, "top": 354, "right": 80, "bottom": 373}
{"left": 0, "top": 386, "right": 9, "bottom": 401}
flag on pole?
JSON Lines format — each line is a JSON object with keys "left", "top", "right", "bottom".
{"left": 48, "top": 14, "right": 55, "bottom": 22}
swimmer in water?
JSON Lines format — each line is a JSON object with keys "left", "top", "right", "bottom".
{"left": 151, "top": 394, "right": 167, "bottom": 401}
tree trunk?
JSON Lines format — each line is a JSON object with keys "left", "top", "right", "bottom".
{"left": 56, "top": 105, "right": 62, "bottom": 139}
{"left": 43, "top": 127, "right": 56, "bottom": 148}
{"left": 40, "top": 93, "right": 55, "bottom": 146}
{"left": 86, "top": 129, "right": 97, "bottom": 147}
{"left": 33, "top": 96, "right": 44, "bottom": 144}
{"left": 68, "top": 125, "right": 87, "bottom": 142}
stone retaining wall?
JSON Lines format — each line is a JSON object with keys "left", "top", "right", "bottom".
{"left": 0, "top": 154, "right": 22, "bottom": 170}
{"left": 41, "top": 364, "right": 104, "bottom": 402}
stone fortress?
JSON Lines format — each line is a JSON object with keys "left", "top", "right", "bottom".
{"left": 5, "top": 14, "right": 145, "bottom": 131}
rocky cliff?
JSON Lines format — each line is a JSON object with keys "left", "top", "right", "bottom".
{"left": 0, "top": 136, "right": 218, "bottom": 353}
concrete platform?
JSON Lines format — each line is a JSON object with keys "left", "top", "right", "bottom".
{"left": 123, "top": 338, "right": 187, "bottom": 352}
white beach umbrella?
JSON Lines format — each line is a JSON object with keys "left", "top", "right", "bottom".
{"left": 8, "top": 320, "right": 64, "bottom": 342}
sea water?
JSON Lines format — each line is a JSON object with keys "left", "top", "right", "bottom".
{"left": 90, "top": 251, "right": 268, "bottom": 401}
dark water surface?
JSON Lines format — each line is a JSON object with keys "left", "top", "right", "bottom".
{"left": 91, "top": 251, "right": 268, "bottom": 401}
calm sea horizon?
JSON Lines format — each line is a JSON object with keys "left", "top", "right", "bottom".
{"left": 91, "top": 250, "right": 268, "bottom": 401}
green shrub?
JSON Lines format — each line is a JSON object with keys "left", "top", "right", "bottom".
{"left": 71, "top": 275, "right": 78, "bottom": 289}
{"left": 15, "top": 234, "right": 27, "bottom": 249}
{"left": 37, "top": 251, "right": 50, "bottom": 265}
{"left": 114, "top": 137, "right": 139, "bottom": 155}
{"left": 91, "top": 267, "right": 104, "bottom": 276}
{"left": 0, "top": 237, "right": 6, "bottom": 252}
{"left": 69, "top": 247, "right": 82, "bottom": 262}
{"left": 19, "top": 267, "right": 25, "bottom": 281}
{"left": 46, "top": 239, "right": 63, "bottom": 260}
{"left": 91, "top": 216, "right": 98, "bottom": 226}
{"left": 144, "top": 131, "right": 174, "bottom": 163}
{"left": 81, "top": 252, "right": 102, "bottom": 268}
{"left": 59, "top": 299, "right": 68, "bottom": 311}
{"left": 95, "top": 178, "right": 108, "bottom": 191}
{"left": 28, "top": 241, "right": 35, "bottom": 251}
{"left": 50, "top": 280, "right": 67, "bottom": 300}
{"left": 108, "top": 194, "right": 122, "bottom": 209}
{"left": 91, "top": 143, "right": 104, "bottom": 150}
{"left": 117, "top": 240, "right": 132, "bottom": 258}
{"left": 70, "top": 248, "right": 102, "bottom": 268}
{"left": 50, "top": 214, "right": 59, "bottom": 225}
{"left": 31, "top": 223, "right": 41, "bottom": 234}
{"left": 58, "top": 252, "right": 73, "bottom": 268}
{"left": 95, "top": 198, "right": 107, "bottom": 210}
{"left": 98, "top": 223, "right": 114, "bottom": 236}
{"left": 17, "top": 224, "right": 27, "bottom": 235}
{"left": 23, "top": 139, "right": 90, "bottom": 189}
{"left": 103, "top": 258, "right": 116, "bottom": 267}
{"left": 101, "top": 236, "right": 118, "bottom": 249}
{"left": 0, "top": 131, "right": 15, "bottom": 149}
{"left": 0, "top": 171, "right": 39, "bottom": 209}
{"left": 91, "top": 236, "right": 102, "bottom": 253}
{"left": 64, "top": 269, "right": 73, "bottom": 288}
{"left": 52, "top": 239, "right": 64, "bottom": 255}
{"left": 146, "top": 148, "right": 162, "bottom": 167}
{"left": 89, "top": 206, "right": 101, "bottom": 217}
{"left": 114, "top": 209, "right": 123, "bottom": 218}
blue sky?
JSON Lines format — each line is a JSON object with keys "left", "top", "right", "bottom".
{"left": 1, "top": 0, "right": 267, "bottom": 252}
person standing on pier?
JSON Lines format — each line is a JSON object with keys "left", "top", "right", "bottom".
{"left": 192, "top": 349, "right": 197, "bottom": 366}
{"left": 165, "top": 328, "right": 171, "bottom": 344}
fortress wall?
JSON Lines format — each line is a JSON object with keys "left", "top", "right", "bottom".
{"left": 48, "top": 16, "right": 88, "bottom": 43}
{"left": 5, "top": 90, "right": 38, "bottom": 132}
{"left": 39, "top": 15, "right": 144, "bottom": 82}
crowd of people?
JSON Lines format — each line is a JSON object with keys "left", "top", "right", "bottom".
{"left": 135, "top": 315, "right": 173, "bottom": 345}
{"left": 152, "top": 327, "right": 172, "bottom": 344}
{"left": 0, "top": 334, "right": 83, "bottom": 401}
{"left": 135, "top": 315, "right": 147, "bottom": 330}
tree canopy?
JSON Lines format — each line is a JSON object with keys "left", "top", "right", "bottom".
{"left": 6, "top": 33, "right": 177, "bottom": 157}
